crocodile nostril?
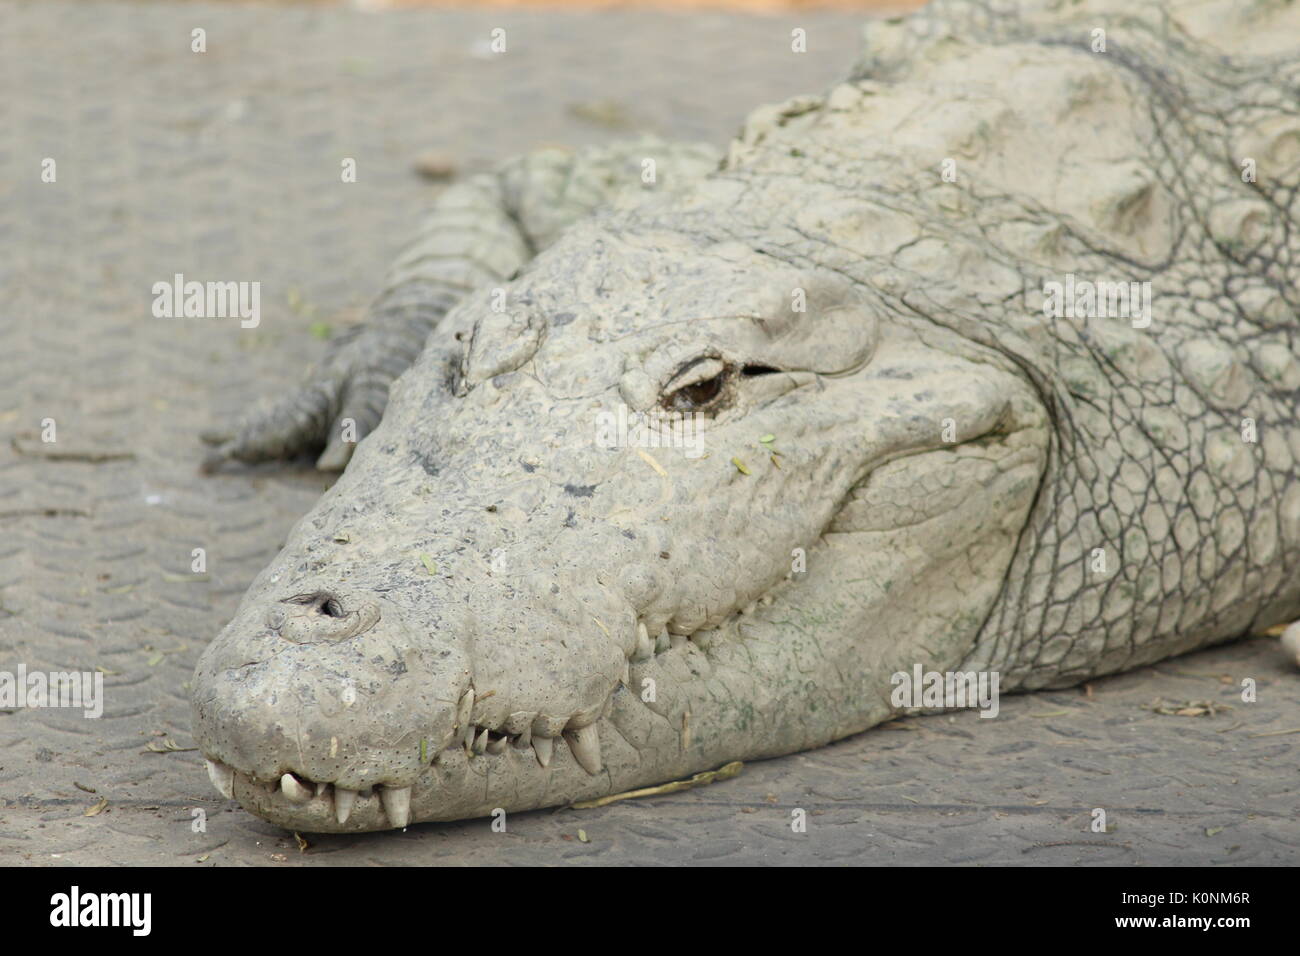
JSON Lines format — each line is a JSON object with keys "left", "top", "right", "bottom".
{"left": 283, "top": 591, "right": 347, "bottom": 618}
{"left": 275, "top": 591, "right": 380, "bottom": 643}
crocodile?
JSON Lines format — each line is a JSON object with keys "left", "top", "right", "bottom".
{"left": 192, "top": 0, "right": 1300, "bottom": 832}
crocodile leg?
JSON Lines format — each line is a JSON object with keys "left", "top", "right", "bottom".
{"left": 199, "top": 172, "right": 532, "bottom": 472}
{"left": 200, "top": 139, "right": 719, "bottom": 472}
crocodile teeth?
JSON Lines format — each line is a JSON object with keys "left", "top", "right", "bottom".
{"left": 1282, "top": 621, "right": 1300, "bottom": 666}
{"left": 533, "top": 735, "right": 554, "bottom": 768}
{"left": 280, "top": 773, "right": 312, "bottom": 804}
{"left": 472, "top": 727, "right": 490, "bottom": 755}
{"left": 456, "top": 688, "right": 474, "bottom": 732}
{"left": 633, "top": 621, "right": 654, "bottom": 661}
{"left": 486, "top": 732, "right": 508, "bottom": 754}
{"left": 380, "top": 786, "right": 411, "bottom": 828}
{"left": 315, "top": 781, "right": 329, "bottom": 797}
{"left": 564, "top": 725, "right": 602, "bottom": 775}
{"left": 206, "top": 759, "right": 234, "bottom": 799}
{"left": 655, "top": 628, "right": 671, "bottom": 654}
{"left": 334, "top": 788, "right": 358, "bottom": 825}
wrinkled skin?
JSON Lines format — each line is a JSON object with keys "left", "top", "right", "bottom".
{"left": 193, "top": 0, "right": 1300, "bottom": 831}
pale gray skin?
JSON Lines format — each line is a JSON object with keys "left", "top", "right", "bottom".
{"left": 193, "top": 0, "right": 1300, "bottom": 832}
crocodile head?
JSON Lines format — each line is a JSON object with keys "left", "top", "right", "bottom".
{"left": 191, "top": 218, "right": 1051, "bottom": 831}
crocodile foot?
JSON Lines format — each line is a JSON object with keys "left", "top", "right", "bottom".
{"left": 200, "top": 329, "right": 384, "bottom": 473}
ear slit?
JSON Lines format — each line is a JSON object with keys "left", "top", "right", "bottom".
{"left": 741, "top": 364, "right": 781, "bottom": 377}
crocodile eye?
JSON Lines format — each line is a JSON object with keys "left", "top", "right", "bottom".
{"left": 669, "top": 374, "right": 725, "bottom": 409}
{"left": 661, "top": 357, "right": 732, "bottom": 413}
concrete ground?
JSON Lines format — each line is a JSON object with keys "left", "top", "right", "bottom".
{"left": 0, "top": 0, "right": 1297, "bottom": 867}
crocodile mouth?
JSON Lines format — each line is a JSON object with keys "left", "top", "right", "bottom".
{"left": 205, "top": 762, "right": 418, "bottom": 828}
{"left": 198, "top": 599, "right": 764, "bottom": 829}
{"left": 195, "top": 417, "right": 1033, "bottom": 832}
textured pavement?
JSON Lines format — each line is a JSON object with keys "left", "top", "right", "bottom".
{"left": 0, "top": 0, "right": 1297, "bottom": 867}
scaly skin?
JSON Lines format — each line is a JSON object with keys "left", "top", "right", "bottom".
{"left": 193, "top": 0, "right": 1300, "bottom": 832}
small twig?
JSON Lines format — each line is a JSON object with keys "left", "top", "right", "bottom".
{"left": 10, "top": 434, "right": 135, "bottom": 462}
{"left": 569, "top": 761, "right": 743, "bottom": 810}
{"left": 0, "top": 507, "right": 91, "bottom": 519}
{"left": 1022, "top": 840, "right": 1127, "bottom": 853}
{"left": 143, "top": 738, "right": 198, "bottom": 754}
